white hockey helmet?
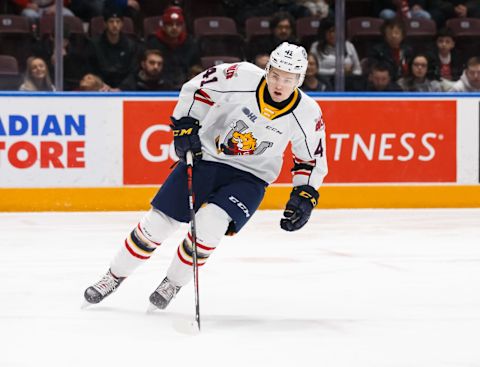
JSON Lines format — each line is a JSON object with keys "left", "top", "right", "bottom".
{"left": 266, "top": 42, "right": 308, "bottom": 87}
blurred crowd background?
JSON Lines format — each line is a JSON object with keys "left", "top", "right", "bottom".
{"left": 0, "top": 0, "right": 479, "bottom": 92}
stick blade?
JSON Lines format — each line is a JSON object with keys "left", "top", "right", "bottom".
{"left": 172, "top": 317, "right": 201, "bottom": 335}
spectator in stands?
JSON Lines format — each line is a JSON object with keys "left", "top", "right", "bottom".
{"left": 373, "top": 0, "right": 434, "bottom": 20}
{"left": 246, "top": 11, "right": 296, "bottom": 60}
{"left": 248, "top": 10, "right": 296, "bottom": 59}
{"left": 70, "top": 0, "right": 140, "bottom": 22}
{"left": 297, "top": 0, "right": 331, "bottom": 19}
{"left": 14, "top": 0, "right": 74, "bottom": 21}
{"left": 77, "top": 73, "right": 114, "bottom": 91}
{"left": 397, "top": 53, "right": 442, "bottom": 91}
{"left": 367, "top": 62, "right": 403, "bottom": 91}
{"left": 301, "top": 54, "right": 332, "bottom": 91}
{"left": 430, "top": 0, "right": 480, "bottom": 28}
{"left": 270, "top": 11, "right": 297, "bottom": 47}
{"left": 433, "top": 27, "right": 463, "bottom": 83}
{"left": 310, "top": 18, "right": 362, "bottom": 78}
{"left": 449, "top": 56, "right": 480, "bottom": 91}
{"left": 69, "top": 0, "right": 103, "bottom": 20}
{"left": 368, "top": 18, "right": 413, "bottom": 80}
{"left": 146, "top": 6, "right": 200, "bottom": 89}
{"left": 19, "top": 56, "right": 55, "bottom": 91}
{"left": 119, "top": 49, "right": 173, "bottom": 91}
{"left": 32, "top": 24, "right": 89, "bottom": 91}
{"left": 254, "top": 53, "right": 270, "bottom": 69}
{"left": 86, "top": 6, "right": 140, "bottom": 88}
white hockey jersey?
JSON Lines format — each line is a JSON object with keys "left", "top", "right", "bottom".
{"left": 172, "top": 62, "right": 328, "bottom": 189}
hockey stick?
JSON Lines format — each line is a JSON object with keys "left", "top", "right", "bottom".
{"left": 186, "top": 151, "right": 201, "bottom": 333}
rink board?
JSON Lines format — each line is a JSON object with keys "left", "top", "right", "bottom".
{"left": 1, "top": 185, "right": 480, "bottom": 211}
{"left": 0, "top": 93, "right": 479, "bottom": 210}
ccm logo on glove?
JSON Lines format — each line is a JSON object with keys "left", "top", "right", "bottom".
{"left": 280, "top": 185, "right": 319, "bottom": 232}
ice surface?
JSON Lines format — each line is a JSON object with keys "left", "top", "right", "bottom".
{"left": 1, "top": 209, "right": 479, "bottom": 367}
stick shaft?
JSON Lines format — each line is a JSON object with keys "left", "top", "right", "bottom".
{"left": 186, "top": 151, "right": 200, "bottom": 331}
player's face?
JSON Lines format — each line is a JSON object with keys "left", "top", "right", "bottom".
{"left": 266, "top": 67, "right": 299, "bottom": 102}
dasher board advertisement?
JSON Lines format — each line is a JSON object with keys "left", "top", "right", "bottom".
{"left": 123, "top": 99, "right": 457, "bottom": 185}
{"left": 0, "top": 97, "right": 122, "bottom": 187}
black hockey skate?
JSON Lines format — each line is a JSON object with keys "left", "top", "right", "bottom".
{"left": 84, "top": 269, "right": 125, "bottom": 305}
{"left": 148, "top": 277, "right": 181, "bottom": 310}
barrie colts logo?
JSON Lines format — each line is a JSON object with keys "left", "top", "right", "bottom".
{"left": 242, "top": 107, "right": 257, "bottom": 123}
{"left": 216, "top": 120, "right": 273, "bottom": 156}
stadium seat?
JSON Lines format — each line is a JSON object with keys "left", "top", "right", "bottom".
{"left": 347, "top": 17, "right": 384, "bottom": 59}
{"left": 296, "top": 16, "right": 321, "bottom": 50}
{"left": 38, "top": 15, "right": 87, "bottom": 54}
{"left": 0, "top": 54, "right": 21, "bottom": 90}
{"left": 200, "top": 55, "right": 241, "bottom": 69}
{"left": 193, "top": 17, "right": 245, "bottom": 58}
{"left": 89, "top": 16, "right": 136, "bottom": 38}
{"left": 0, "top": 15, "right": 34, "bottom": 71}
{"left": 245, "top": 16, "right": 271, "bottom": 40}
{"left": 143, "top": 16, "right": 162, "bottom": 38}
{"left": 38, "top": 15, "right": 85, "bottom": 36}
{"left": 404, "top": 18, "right": 436, "bottom": 54}
{"left": 245, "top": 16, "right": 271, "bottom": 61}
{"left": 184, "top": 0, "right": 227, "bottom": 31}
{"left": 446, "top": 18, "right": 480, "bottom": 62}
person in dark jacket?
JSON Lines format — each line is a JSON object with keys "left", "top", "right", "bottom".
{"left": 247, "top": 11, "right": 297, "bottom": 60}
{"left": 87, "top": 6, "right": 140, "bottom": 88}
{"left": 368, "top": 18, "right": 413, "bottom": 81}
{"left": 119, "top": 49, "right": 173, "bottom": 91}
{"left": 145, "top": 6, "right": 200, "bottom": 89}
{"left": 430, "top": 0, "right": 480, "bottom": 28}
{"left": 433, "top": 27, "right": 463, "bottom": 82}
{"left": 366, "top": 61, "right": 403, "bottom": 91}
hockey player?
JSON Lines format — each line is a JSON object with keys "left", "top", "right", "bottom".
{"left": 84, "top": 42, "right": 328, "bottom": 309}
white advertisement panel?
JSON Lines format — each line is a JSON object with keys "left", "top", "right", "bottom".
{"left": 457, "top": 98, "right": 480, "bottom": 184}
{"left": 0, "top": 97, "right": 123, "bottom": 187}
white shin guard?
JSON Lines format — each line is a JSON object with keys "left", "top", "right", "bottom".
{"left": 167, "top": 203, "right": 231, "bottom": 287}
{"left": 110, "top": 208, "right": 181, "bottom": 278}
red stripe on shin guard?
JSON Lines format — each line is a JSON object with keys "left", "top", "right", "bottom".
{"left": 125, "top": 240, "right": 150, "bottom": 260}
{"left": 177, "top": 246, "right": 205, "bottom": 267}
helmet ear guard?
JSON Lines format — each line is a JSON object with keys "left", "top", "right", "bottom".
{"left": 265, "top": 42, "right": 308, "bottom": 87}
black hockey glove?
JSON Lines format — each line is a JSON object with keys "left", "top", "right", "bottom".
{"left": 280, "top": 185, "right": 319, "bottom": 232}
{"left": 170, "top": 116, "right": 202, "bottom": 163}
